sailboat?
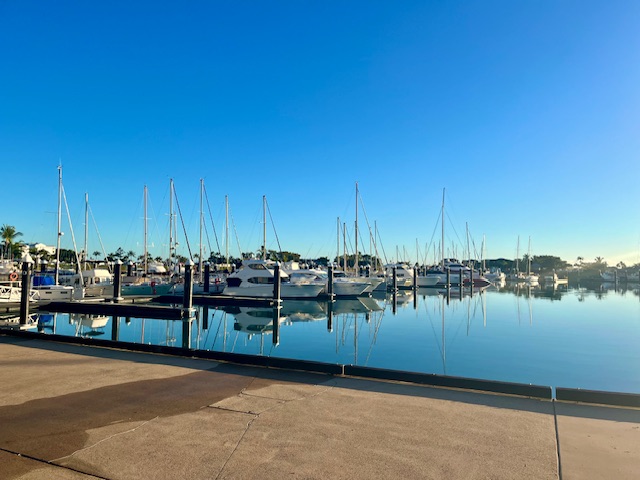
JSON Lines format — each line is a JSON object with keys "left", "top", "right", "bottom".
{"left": 523, "top": 237, "right": 539, "bottom": 285}
{"left": 32, "top": 166, "right": 78, "bottom": 301}
{"left": 57, "top": 185, "right": 113, "bottom": 298}
{"left": 506, "top": 236, "right": 525, "bottom": 282}
{"left": 122, "top": 185, "right": 175, "bottom": 296}
{"left": 418, "top": 189, "right": 489, "bottom": 287}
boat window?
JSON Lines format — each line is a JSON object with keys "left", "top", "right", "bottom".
{"left": 247, "top": 277, "right": 274, "bottom": 284}
{"left": 248, "top": 263, "right": 267, "bottom": 270}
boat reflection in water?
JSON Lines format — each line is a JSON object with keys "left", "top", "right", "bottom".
{"left": 70, "top": 313, "right": 109, "bottom": 337}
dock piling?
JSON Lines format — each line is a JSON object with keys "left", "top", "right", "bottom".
{"left": 272, "top": 305, "right": 280, "bottom": 346}
{"left": 204, "top": 262, "right": 210, "bottom": 293}
{"left": 19, "top": 254, "right": 34, "bottom": 325}
{"left": 184, "top": 259, "right": 194, "bottom": 310}
{"left": 413, "top": 266, "right": 418, "bottom": 290}
{"left": 273, "top": 264, "right": 281, "bottom": 303}
{"left": 392, "top": 266, "right": 398, "bottom": 292}
{"left": 113, "top": 260, "right": 123, "bottom": 303}
{"left": 327, "top": 265, "right": 334, "bottom": 300}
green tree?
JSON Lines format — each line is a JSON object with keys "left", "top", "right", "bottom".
{"left": 1, "top": 224, "right": 22, "bottom": 259}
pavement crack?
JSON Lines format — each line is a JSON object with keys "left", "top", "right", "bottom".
{"left": 0, "top": 447, "right": 107, "bottom": 479}
{"left": 51, "top": 416, "right": 160, "bottom": 463}
{"left": 214, "top": 414, "right": 258, "bottom": 480}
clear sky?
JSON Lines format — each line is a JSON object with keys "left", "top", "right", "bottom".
{"left": 2, "top": 1, "right": 639, "bottom": 266}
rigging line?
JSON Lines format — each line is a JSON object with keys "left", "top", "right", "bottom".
{"left": 172, "top": 185, "right": 194, "bottom": 260}
{"left": 61, "top": 185, "right": 84, "bottom": 284}
{"left": 426, "top": 297, "right": 444, "bottom": 360}
{"left": 265, "top": 198, "right": 283, "bottom": 257}
{"left": 122, "top": 189, "right": 144, "bottom": 253}
{"left": 425, "top": 209, "right": 442, "bottom": 263}
{"left": 211, "top": 310, "right": 225, "bottom": 348}
{"left": 202, "top": 221, "right": 213, "bottom": 258}
{"left": 344, "top": 224, "right": 355, "bottom": 257}
{"left": 229, "top": 212, "right": 243, "bottom": 259}
{"left": 357, "top": 195, "right": 382, "bottom": 262}
{"left": 88, "top": 204, "right": 112, "bottom": 273}
{"left": 376, "top": 228, "right": 389, "bottom": 265}
{"left": 203, "top": 185, "right": 222, "bottom": 254}
{"left": 364, "top": 308, "right": 385, "bottom": 365}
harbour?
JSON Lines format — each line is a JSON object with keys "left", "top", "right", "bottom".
{"left": 3, "top": 280, "right": 639, "bottom": 398}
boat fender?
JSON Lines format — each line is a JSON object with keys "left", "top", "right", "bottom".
{"left": 150, "top": 281, "right": 156, "bottom": 287}
{"left": 214, "top": 277, "right": 220, "bottom": 284}
{"left": 9, "top": 272, "right": 18, "bottom": 281}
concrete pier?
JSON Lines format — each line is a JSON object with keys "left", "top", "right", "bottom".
{"left": 1, "top": 336, "right": 637, "bottom": 480}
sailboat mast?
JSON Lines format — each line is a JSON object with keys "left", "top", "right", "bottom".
{"left": 225, "top": 195, "right": 229, "bottom": 266}
{"left": 343, "top": 222, "right": 347, "bottom": 272}
{"left": 199, "top": 179, "right": 204, "bottom": 274}
{"left": 516, "top": 236, "right": 520, "bottom": 274}
{"left": 355, "top": 182, "right": 358, "bottom": 274}
{"left": 466, "top": 222, "right": 470, "bottom": 265}
{"left": 374, "top": 221, "right": 378, "bottom": 271}
{"left": 169, "top": 179, "right": 174, "bottom": 275}
{"left": 55, "top": 165, "right": 62, "bottom": 285}
{"left": 441, "top": 188, "right": 445, "bottom": 269}
{"left": 84, "top": 192, "right": 88, "bottom": 270}
{"left": 262, "top": 195, "right": 267, "bottom": 261}
{"left": 336, "top": 217, "right": 340, "bottom": 268}
{"left": 144, "top": 185, "right": 148, "bottom": 275}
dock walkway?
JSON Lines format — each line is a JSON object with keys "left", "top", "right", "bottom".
{"left": 1, "top": 336, "right": 638, "bottom": 479}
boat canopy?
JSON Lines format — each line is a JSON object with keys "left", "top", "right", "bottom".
{"left": 33, "top": 275, "right": 55, "bottom": 287}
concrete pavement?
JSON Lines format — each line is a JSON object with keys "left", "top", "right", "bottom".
{"left": 0, "top": 335, "right": 638, "bottom": 479}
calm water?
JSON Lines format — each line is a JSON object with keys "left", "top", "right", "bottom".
{"left": 32, "top": 282, "right": 640, "bottom": 394}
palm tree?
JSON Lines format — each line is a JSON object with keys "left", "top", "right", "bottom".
{"left": 1, "top": 224, "right": 23, "bottom": 259}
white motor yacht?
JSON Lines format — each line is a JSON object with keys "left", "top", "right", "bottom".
{"left": 222, "top": 259, "right": 324, "bottom": 299}
{"left": 288, "top": 269, "right": 371, "bottom": 297}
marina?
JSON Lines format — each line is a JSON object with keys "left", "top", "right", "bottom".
{"left": 3, "top": 280, "right": 639, "bottom": 398}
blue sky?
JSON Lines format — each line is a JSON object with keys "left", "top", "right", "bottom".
{"left": 2, "top": 1, "right": 639, "bottom": 266}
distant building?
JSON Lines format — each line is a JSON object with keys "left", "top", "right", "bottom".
{"left": 28, "top": 243, "right": 56, "bottom": 255}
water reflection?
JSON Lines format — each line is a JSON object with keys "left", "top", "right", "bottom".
{"left": 8, "top": 283, "right": 639, "bottom": 393}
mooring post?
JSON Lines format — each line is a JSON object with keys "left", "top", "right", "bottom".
{"left": 327, "top": 265, "right": 334, "bottom": 300}
{"left": 40, "top": 259, "right": 47, "bottom": 273}
{"left": 458, "top": 269, "right": 463, "bottom": 287}
{"left": 392, "top": 266, "right": 398, "bottom": 292}
{"left": 113, "top": 260, "right": 123, "bottom": 303}
{"left": 413, "top": 266, "right": 418, "bottom": 290}
{"left": 184, "top": 259, "right": 194, "bottom": 310}
{"left": 392, "top": 289, "right": 398, "bottom": 315}
{"left": 203, "top": 262, "right": 210, "bottom": 294}
{"left": 614, "top": 269, "right": 618, "bottom": 284}
{"left": 446, "top": 267, "right": 451, "bottom": 289}
{"left": 469, "top": 270, "right": 474, "bottom": 296}
{"left": 19, "top": 254, "right": 34, "bottom": 325}
{"left": 203, "top": 305, "right": 209, "bottom": 330}
{"left": 182, "top": 319, "right": 192, "bottom": 350}
{"left": 273, "top": 264, "right": 282, "bottom": 304}
{"left": 272, "top": 305, "right": 280, "bottom": 346}
{"left": 111, "top": 316, "right": 120, "bottom": 341}
{"left": 127, "top": 261, "right": 133, "bottom": 277}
